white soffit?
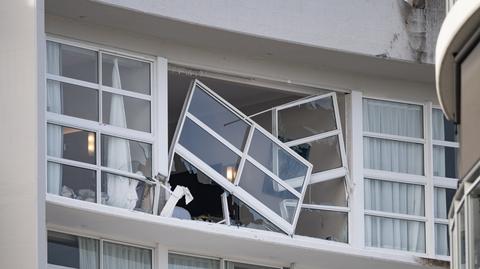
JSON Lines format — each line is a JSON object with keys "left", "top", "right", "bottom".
{"left": 435, "top": 0, "right": 480, "bottom": 119}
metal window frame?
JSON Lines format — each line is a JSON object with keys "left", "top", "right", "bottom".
{"left": 167, "top": 79, "right": 313, "bottom": 235}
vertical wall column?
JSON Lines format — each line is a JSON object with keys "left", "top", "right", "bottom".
{"left": 0, "top": 0, "right": 45, "bottom": 268}
{"left": 347, "top": 90, "right": 365, "bottom": 248}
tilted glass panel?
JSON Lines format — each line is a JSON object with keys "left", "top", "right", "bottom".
{"left": 251, "top": 111, "right": 272, "bottom": 133}
{"left": 363, "top": 98, "right": 423, "bottom": 138}
{"left": 47, "top": 80, "right": 98, "bottom": 121}
{"left": 102, "top": 54, "right": 151, "bottom": 95}
{"left": 188, "top": 87, "right": 250, "bottom": 150}
{"left": 238, "top": 161, "right": 299, "bottom": 224}
{"left": 179, "top": 118, "right": 241, "bottom": 180}
{"left": 47, "top": 124, "right": 96, "bottom": 165}
{"left": 291, "top": 136, "right": 342, "bottom": 173}
{"left": 228, "top": 195, "right": 283, "bottom": 233}
{"left": 101, "top": 135, "right": 152, "bottom": 177}
{"left": 303, "top": 177, "right": 347, "bottom": 207}
{"left": 295, "top": 208, "right": 348, "bottom": 243}
{"left": 47, "top": 162, "right": 96, "bottom": 202}
{"left": 278, "top": 96, "right": 336, "bottom": 142}
{"left": 47, "top": 41, "right": 98, "bottom": 83}
{"left": 248, "top": 129, "right": 308, "bottom": 192}
{"left": 102, "top": 92, "right": 151, "bottom": 133}
{"left": 364, "top": 178, "right": 425, "bottom": 216}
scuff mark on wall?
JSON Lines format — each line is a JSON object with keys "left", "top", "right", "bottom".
{"left": 406, "top": 6, "right": 427, "bottom": 62}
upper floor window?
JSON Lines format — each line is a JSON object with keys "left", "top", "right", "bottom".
{"left": 46, "top": 40, "right": 157, "bottom": 213}
{"left": 363, "top": 98, "right": 458, "bottom": 257}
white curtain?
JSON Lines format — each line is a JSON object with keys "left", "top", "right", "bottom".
{"left": 106, "top": 58, "right": 139, "bottom": 209}
{"left": 79, "top": 237, "right": 98, "bottom": 269}
{"left": 434, "top": 187, "right": 449, "bottom": 255}
{"left": 432, "top": 110, "right": 446, "bottom": 177}
{"left": 168, "top": 253, "right": 219, "bottom": 269}
{"left": 363, "top": 99, "right": 425, "bottom": 252}
{"left": 46, "top": 41, "right": 63, "bottom": 195}
{"left": 103, "top": 242, "right": 151, "bottom": 269}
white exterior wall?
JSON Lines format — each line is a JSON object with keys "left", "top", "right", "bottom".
{"left": 0, "top": 1, "right": 45, "bottom": 269}
{"left": 93, "top": 0, "right": 445, "bottom": 64}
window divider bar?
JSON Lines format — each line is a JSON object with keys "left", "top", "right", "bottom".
{"left": 47, "top": 156, "right": 98, "bottom": 171}
{"left": 284, "top": 129, "right": 340, "bottom": 147}
{"left": 275, "top": 92, "right": 336, "bottom": 111}
{"left": 364, "top": 168, "right": 427, "bottom": 185}
{"left": 233, "top": 126, "right": 255, "bottom": 186}
{"left": 100, "top": 85, "right": 152, "bottom": 101}
{"left": 434, "top": 218, "right": 450, "bottom": 225}
{"left": 363, "top": 131, "right": 425, "bottom": 144}
{"left": 309, "top": 167, "right": 348, "bottom": 184}
{"left": 46, "top": 73, "right": 100, "bottom": 90}
{"left": 301, "top": 204, "right": 350, "bottom": 212}
{"left": 364, "top": 210, "right": 428, "bottom": 222}
{"left": 432, "top": 139, "right": 460, "bottom": 148}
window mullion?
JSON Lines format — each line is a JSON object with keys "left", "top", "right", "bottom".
{"left": 424, "top": 102, "right": 436, "bottom": 257}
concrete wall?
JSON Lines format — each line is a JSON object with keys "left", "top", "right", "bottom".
{"left": 45, "top": 14, "right": 438, "bottom": 104}
{"left": 93, "top": 0, "right": 445, "bottom": 64}
{"left": 0, "top": 0, "right": 45, "bottom": 269}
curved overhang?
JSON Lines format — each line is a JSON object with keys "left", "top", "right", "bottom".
{"left": 435, "top": 0, "right": 480, "bottom": 120}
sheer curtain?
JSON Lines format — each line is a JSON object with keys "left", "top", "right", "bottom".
{"left": 79, "top": 237, "right": 99, "bottom": 269}
{"left": 46, "top": 41, "right": 63, "bottom": 195}
{"left": 433, "top": 110, "right": 446, "bottom": 177}
{"left": 106, "top": 58, "right": 139, "bottom": 209}
{"left": 103, "top": 242, "right": 151, "bottom": 269}
{"left": 363, "top": 99, "right": 425, "bottom": 252}
{"left": 168, "top": 253, "right": 219, "bottom": 269}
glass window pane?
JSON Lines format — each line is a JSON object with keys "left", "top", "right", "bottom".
{"left": 248, "top": 130, "right": 308, "bottom": 192}
{"left": 188, "top": 87, "right": 250, "bottom": 150}
{"left": 179, "top": 118, "right": 241, "bottom": 180}
{"left": 47, "top": 41, "right": 98, "bottom": 83}
{"left": 278, "top": 96, "right": 337, "bottom": 142}
{"left": 303, "top": 177, "right": 347, "bottom": 207}
{"left": 364, "top": 178, "right": 425, "bottom": 216}
{"left": 433, "top": 146, "right": 458, "bottom": 178}
{"left": 47, "top": 124, "right": 96, "bottom": 164}
{"left": 48, "top": 231, "right": 99, "bottom": 269}
{"left": 458, "top": 206, "right": 466, "bottom": 268}
{"left": 363, "top": 137, "right": 424, "bottom": 175}
{"left": 365, "top": 215, "right": 426, "bottom": 253}
{"left": 295, "top": 208, "right": 348, "bottom": 243}
{"left": 47, "top": 162, "right": 96, "bottom": 202}
{"left": 471, "top": 185, "right": 480, "bottom": 268}
{"left": 169, "top": 253, "right": 219, "bottom": 269}
{"left": 435, "top": 223, "right": 450, "bottom": 256}
{"left": 251, "top": 111, "right": 272, "bottom": 133}
{"left": 47, "top": 80, "right": 99, "bottom": 121}
{"left": 228, "top": 195, "right": 283, "bottom": 233}
{"left": 101, "top": 135, "right": 152, "bottom": 177}
{"left": 434, "top": 187, "right": 455, "bottom": 219}
{"left": 433, "top": 108, "right": 457, "bottom": 142}
{"left": 102, "top": 92, "right": 151, "bottom": 133}
{"left": 102, "top": 54, "right": 151, "bottom": 95}
{"left": 238, "top": 161, "right": 299, "bottom": 224}
{"left": 363, "top": 98, "right": 423, "bottom": 138}
{"left": 101, "top": 172, "right": 154, "bottom": 213}
{"left": 103, "top": 241, "right": 152, "bottom": 269}
{"left": 291, "top": 136, "right": 342, "bottom": 173}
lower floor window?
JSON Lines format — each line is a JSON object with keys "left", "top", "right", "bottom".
{"left": 47, "top": 231, "right": 152, "bottom": 269}
{"left": 168, "top": 253, "right": 280, "bottom": 269}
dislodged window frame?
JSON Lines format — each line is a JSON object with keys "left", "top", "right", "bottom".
{"left": 167, "top": 80, "right": 313, "bottom": 235}
{"left": 249, "top": 92, "right": 350, "bottom": 242}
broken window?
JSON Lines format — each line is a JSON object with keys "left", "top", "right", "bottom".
{"left": 252, "top": 93, "right": 350, "bottom": 242}
{"left": 166, "top": 80, "right": 313, "bottom": 234}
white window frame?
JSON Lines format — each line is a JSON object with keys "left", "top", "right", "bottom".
{"left": 167, "top": 79, "right": 313, "bottom": 235}
{"left": 47, "top": 228, "right": 155, "bottom": 269}
{"left": 45, "top": 36, "right": 169, "bottom": 214}
{"left": 361, "top": 96, "right": 459, "bottom": 260}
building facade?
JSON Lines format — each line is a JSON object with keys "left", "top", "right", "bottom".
{"left": 436, "top": 1, "right": 480, "bottom": 269}
{"left": 1, "top": 1, "right": 456, "bottom": 269}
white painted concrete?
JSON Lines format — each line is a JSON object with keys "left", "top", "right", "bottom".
{"left": 91, "top": 0, "right": 444, "bottom": 64}
{"left": 0, "top": 0, "right": 45, "bottom": 269}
